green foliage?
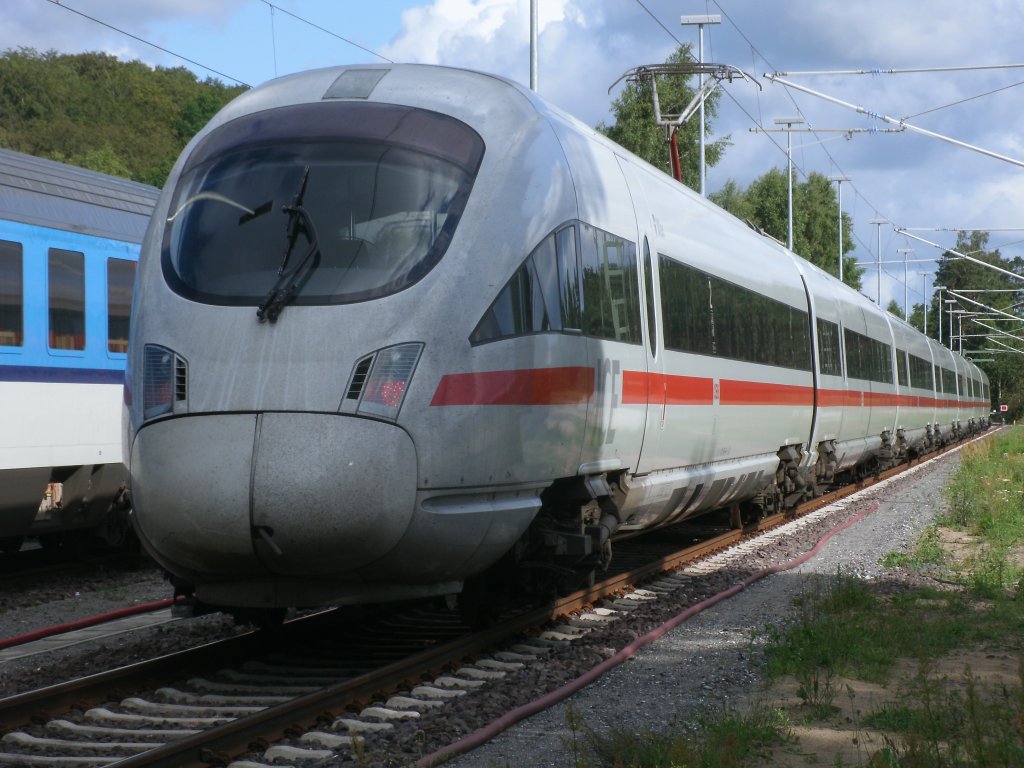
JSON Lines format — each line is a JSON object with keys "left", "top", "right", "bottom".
{"left": 882, "top": 525, "right": 948, "bottom": 571}
{"left": 864, "top": 660, "right": 1024, "bottom": 767}
{"left": 762, "top": 572, "right": 1024, "bottom": 686}
{"left": 0, "top": 48, "right": 245, "bottom": 187}
{"left": 931, "top": 231, "right": 1024, "bottom": 417}
{"left": 597, "top": 45, "right": 730, "bottom": 192}
{"left": 942, "top": 429, "right": 1024, "bottom": 594}
{"left": 579, "top": 705, "right": 791, "bottom": 767}
{"left": 709, "top": 168, "right": 862, "bottom": 289}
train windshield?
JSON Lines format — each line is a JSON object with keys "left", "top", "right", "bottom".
{"left": 162, "top": 101, "right": 484, "bottom": 307}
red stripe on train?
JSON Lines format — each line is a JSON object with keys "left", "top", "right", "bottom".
{"left": 430, "top": 366, "right": 595, "bottom": 406}
{"left": 432, "top": 367, "right": 986, "bottom": 409}
{"left": 719, "top": 379, "right": 814, "bottom": 406}
{"left": 622, "top": 371, "right": 714, "bottom": 405}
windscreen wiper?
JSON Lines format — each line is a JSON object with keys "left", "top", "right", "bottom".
{"left": 257, "top": 167, "right": 322, "bottom": 323}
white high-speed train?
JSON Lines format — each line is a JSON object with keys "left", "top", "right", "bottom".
{"left": 125, "top": 64, "right": 988, "bottom": 615}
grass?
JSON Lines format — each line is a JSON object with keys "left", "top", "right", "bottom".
{"left": 569, "top": 703, "right": 793, "bottom": 768}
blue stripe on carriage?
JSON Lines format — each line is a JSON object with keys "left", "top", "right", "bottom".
{"left": 0, "top": 365, "right": 125, "bottom": 385}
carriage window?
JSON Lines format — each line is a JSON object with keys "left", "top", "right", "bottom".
{"left": 941, "top": 367, "right": 957, "bottom": 395}
{"left": 49, "top": 248, "right": 85, "bottom": 351}
{"left": 643, "top": 238, "right": 657, "bottom": 356}
{"left": 470, "top": 224, "right": 577, "bottom": 344}
{"left": 909, "top": 354, "right": 932, "bottom": 390}
{"left": 895, "top": 348, "right": 909, "bottom": 388}
{"left": 0, "top": 240, "right": 22, "bottom": 347}
{"left": 659, "top": 256, "right": 713, "bottom": 356}
{"left": 471, "top": 222, "right": 642, "bottom": 346}
{"left": 816, "top": 318, "right": 842, "bottom": 376}
{"left": 107, "top": 258, "right": 136, "bottom": 353}
{"left": 579, "top": 223, "right": 640, "bottom": 344}
{"left": 843, "top": 328, "right": 892, "bottom": 384}
{"left": 659, "top": 255, "right": 811, "bottom": 371}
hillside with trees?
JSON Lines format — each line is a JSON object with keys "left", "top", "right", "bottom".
{"left": 0, "top": 48, "right": 245, "bottom": 187}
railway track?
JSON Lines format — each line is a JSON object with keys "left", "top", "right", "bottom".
{"left": 0, "top": 435, "right": 984, "bottom": 767}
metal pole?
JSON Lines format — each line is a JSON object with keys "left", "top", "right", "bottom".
{"left": 897, "top": 248, "right": 913, "bottom": 321}
{"left": 787, "top": 129, "right": 793, "bottom": 249}
{"left": 698, "top": 22, "right": 705, "bottom": 196}
{"left": 775, "top": 117, "right": 804, "bottom": 250}
{"left": 870, "top": 218, "right": 887, "bottom": 305}
{"left": 936, "top": 286, "right": 944, "bottom": 344}
{"left": 828, "top": 175, "right": 849, "bottom": 283}
{"left": 838, "top": 180, "right": 843, "bottom": 282}
{"left": 530, "top": 0, "right": 538, "bottom": 91}
{"left": 920, "top": 273, "right": 931, "bottom": 335}
{"left": 682, "top": 15, "right": 721, "bottom": 197}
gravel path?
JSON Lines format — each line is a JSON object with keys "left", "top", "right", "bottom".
{"left": 438, "top": 449, "right": 964, "bottom": 768}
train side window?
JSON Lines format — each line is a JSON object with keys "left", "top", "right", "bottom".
{"left": 48, "top": 248, "right": 85, "bottom": 351}
{"left": 0, "top": 239, "right": 23, "bottom": 347}
{"left": 941, "top": 367, "right": 956, "bottom": 395}
{"left": 578, "top": 223, "right": 640, "bottom": 344}
{"left": 895, "top": 348, "right": 909, "bottom": 388}
{"left": 107, "top": 258, "right": 136, "bottom": 354}
{"left": 470, "top": 237, "right": 552, "bottom": 343}
{"left": 909, "top": 354, "right": 931, "bottom": 390}
{"left": 659, "top": 255, "right": 810, "bottom": 371}
{"left": 659, "top": 255, "right": 713, "bottom": 356}
{"left": 843, "top": 328, "right": 892, "bottom": 383}
{"left": 556, "top": 225, "right": 581, "bottom": 331}
{"left": 713, "top": 275, "right": 810, "bottom": 370}
{"left": 642, "top": 238, "right": 657, "bottom": 356}
{"left": 816, "top": 318, "right": 842, "bottom": 376}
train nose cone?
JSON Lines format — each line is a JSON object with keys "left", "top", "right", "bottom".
{"left": 250, "top": 413, "right": 416, "bottom": 575}
{"left": 130, "top": 413, "right": 416, "bottom": 582}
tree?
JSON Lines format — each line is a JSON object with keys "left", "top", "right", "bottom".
{"left": 597, "top": 45, "right": 729, "bottom": 192}
{"left": 0, "top": 48, "right": 245, "bottom": 187}
{"left": 930, "top": 230, "right": 1024, "bottom": 414}
{"left": 710, "top": 168, "right": 862, "bottom": 290}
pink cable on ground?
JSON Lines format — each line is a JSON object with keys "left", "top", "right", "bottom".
{"left": 416, "top": 500, "right": 882, "bottom": 767}
{"left": 0, "top": 596, "right": 180, "bottom": 651}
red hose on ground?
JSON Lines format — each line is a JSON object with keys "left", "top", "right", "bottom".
{"left": 416, "top": 500, "right": 882, "bottom": 767}
{"left": 0, "top": 596, "right": 180, "bottom": 651}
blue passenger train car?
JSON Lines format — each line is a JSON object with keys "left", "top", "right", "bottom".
{"left": 0, "top": 148, "right": 159, "bottom": 552}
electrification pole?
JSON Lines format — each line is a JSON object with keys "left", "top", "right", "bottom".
{"left": 869, "top": 218, "right": 887, "bottom": 305}
{"left": 828, "top": 175, "right": 850, "bottom": 283}
{"left": 681, "top": 14, "right": 720, "bottom": 197}
{"left": 775, "top": 117, "right": 804, "bottom": 249}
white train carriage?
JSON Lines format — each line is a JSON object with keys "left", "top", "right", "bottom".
{"left": 126, "top": 64, "right": 988, "bottom": 613}
{"left": 0, "top": 149, "right": 158, "bottom": 551}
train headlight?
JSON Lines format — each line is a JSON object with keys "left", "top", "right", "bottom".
{"left": 356, "top": 343, "right": 423, "bottom": 421}
{"left": 143, "top": 344, "right": 187, "bottom": 420}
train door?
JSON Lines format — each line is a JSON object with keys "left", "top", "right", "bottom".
{"left": 613, "top": 158, "right": 663, "bottom": 470}
{"left": 577, "top": 156, "right": 649, "bottom": 474}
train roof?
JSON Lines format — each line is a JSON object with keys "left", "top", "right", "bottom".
{"left": 0, "top": 147, "right": 159, "bottom": 244}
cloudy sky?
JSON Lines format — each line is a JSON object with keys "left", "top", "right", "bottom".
{"left": 4, "top": 0, "right": 1024, "bottom": 311}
